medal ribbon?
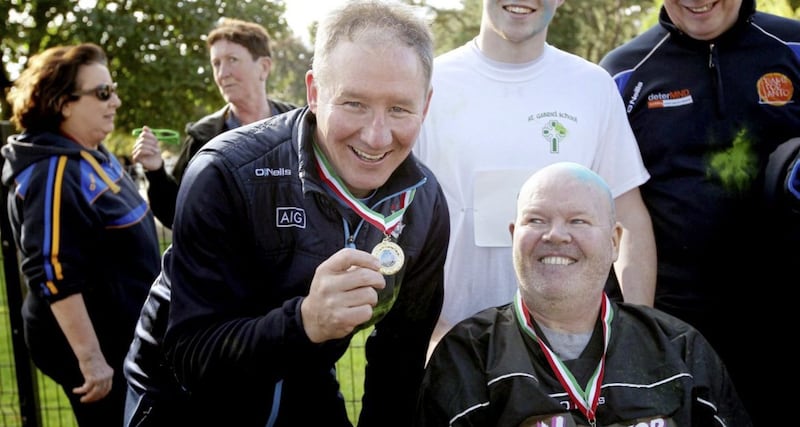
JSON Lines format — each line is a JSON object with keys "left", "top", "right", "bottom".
{"left": 313, "top": 143, "right": 414, "bottom": 235}
{"left": 513, "top": 290, "right": 613, "bottom": 426}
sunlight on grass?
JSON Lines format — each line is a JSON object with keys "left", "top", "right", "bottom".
{"left": 337, "top": 327, "right": 370, "bottom": 423}
{"left": 1, "top": 229, "right": 368, "bottom": 426}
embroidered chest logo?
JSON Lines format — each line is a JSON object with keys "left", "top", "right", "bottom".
{"left": 542, "top": 120, "right": 568, "bottom": 153}
{"left": 255, "top": 167, "right": 292, "bottom": 177}
{"left": 530, "top": 111, "right": 577, "bottom": 154}
{"left": 757, "top": 72, "right": 794, "bottom": 106}
{"left": 647, "top": 89, "right": 693, "bottom": 109}
{"left": 276, "top": 207, "right": 306, "bottom": 228}
{"left": 626, "top": 81, "right": 644, "bottom": 113}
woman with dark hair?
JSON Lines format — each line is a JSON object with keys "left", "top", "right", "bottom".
{"left": 132, "top": 17, "right": 296, "bottom": 229}
{"left": 2, "top": 42, "right": 161, "bottom": 426}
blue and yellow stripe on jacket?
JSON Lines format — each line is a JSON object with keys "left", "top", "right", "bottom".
{"left": 14, "top": 151, "right": 150, "bottom": 296}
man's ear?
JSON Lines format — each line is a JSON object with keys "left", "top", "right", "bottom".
{"left": 259, "top": 56, "right": 273, "bottom": 81}
{"left": 421, "top": 86, "right": 433, "bottom": 119}
{"left": 305, "top": 70, "right": 317, "bottom": 111}
{"left": 611, "top": 222, "right": 623, "bottom": 261}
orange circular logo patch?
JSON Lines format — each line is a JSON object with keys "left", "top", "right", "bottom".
{"left": 757, "top": 72, "right": 793, "bottom": 106}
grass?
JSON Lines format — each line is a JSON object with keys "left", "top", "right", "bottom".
{"left": 337, "top": 328, "right": 369, "bottom": 422}
{"left": 0, "top": 279, "right": 22, "bottom": 427}
{"left": 0, "top": 241, "right": 368, "bottom": 426}
{"left": 0, "top": 257, "right": 79, "bottom": 427}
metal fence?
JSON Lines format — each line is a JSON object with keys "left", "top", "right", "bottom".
{"left": 0, "top": 121, "right": 366, "bottom": 426}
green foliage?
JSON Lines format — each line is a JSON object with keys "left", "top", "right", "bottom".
{"left": 759, "top": 0, "right": 800, "bottom": 17}
{"left": 635, "top": 0, "right": 800, "bottom": 36}
{"left": 0, "top": 0, "right": 312, "bottom": 157}
{"left": 423, "top": 0, "right": 482, "bottom": 55}
{"left": 270, "top": 35, "right": 312, "bottom": 108}
{"left": 708, "top": 129, "right": 758, "bottom": 194}
{"left": 3, "top": 0, "right": 798, "bottom": 157}
{"left": 422, "top": 0, "right": 798, "bottom": 64}
{"left": 549, "top": 0, "right": 660, "bottom": 63}
{"left": 418, "top": 0, "right": 661, "bottom": 62}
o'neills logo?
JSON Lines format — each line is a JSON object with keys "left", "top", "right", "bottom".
{"left": 254, "top": 167, "right": 291, "bottom": 177}
{"left": 757, "top": 72, "right": 793, "bottom": 106}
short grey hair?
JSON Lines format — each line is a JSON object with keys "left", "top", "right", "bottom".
{"left": 312, "top": 0, "right": 434, "bottom": 88}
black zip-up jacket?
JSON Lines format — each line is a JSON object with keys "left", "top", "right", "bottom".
{"left": 144, "top": 99, "right": 296, "bottom": 228}
{"left": 417, "top": 300, "right": 751, "bottom": 426}
{"left": 1, "top": 132, "right": 160, "bottom": 383}
{"left": 599, "top": 0, "right": 800, "bottom": 305}
{"left": 138, "top": 106, "right": 448, "bottom": 426}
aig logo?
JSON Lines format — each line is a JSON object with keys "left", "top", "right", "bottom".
{"left": 276, "top": 207, "right": 306, "bottom": 228}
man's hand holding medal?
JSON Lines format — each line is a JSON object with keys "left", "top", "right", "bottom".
{"left": 300, "top": 248, "right": 388, "bottom": 343}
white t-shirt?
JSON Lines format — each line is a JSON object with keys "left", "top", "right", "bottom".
{"left": 414, "top": 40, "right": 649, "bottom": 330}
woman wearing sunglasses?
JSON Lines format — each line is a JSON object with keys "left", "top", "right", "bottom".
{"left": 1, "top": 42, "right": 161, "bottom": 426}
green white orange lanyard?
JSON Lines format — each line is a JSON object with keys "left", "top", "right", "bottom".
{"left": 514, "top": 291, "right": 613, "bottom": 427}
{"left": 313, "top": 143, "right": 414, "bottom": 236}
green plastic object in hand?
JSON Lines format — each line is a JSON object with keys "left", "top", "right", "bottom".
{"left": 131, "top": 128, "right": 180, "bottom": 145}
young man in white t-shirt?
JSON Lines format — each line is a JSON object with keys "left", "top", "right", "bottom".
{"left": 414, "top": 0, "right": 656, "bottom": 355}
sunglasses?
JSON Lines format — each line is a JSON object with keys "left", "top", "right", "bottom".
{"left": 71, "top": 82, "right": 118, "bottom": 101}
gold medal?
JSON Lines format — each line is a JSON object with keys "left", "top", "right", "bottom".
{"left": 372, "top": 238, "right": 404, "bottom": 276}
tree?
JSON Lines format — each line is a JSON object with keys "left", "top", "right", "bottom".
{"left": 1, "top": 0, "right": 311, "bottom": 155}
{"left": 420, "top": 0, "right": 798, "bottom": 63}
{"left": 421, "top": 0, "right": 482, "bottom": 55}
{"left": 417, "top": 0, "right": 658, "bottom": 62}
{"left": 270, "top": 35, "right": 312, "bottom": 108}
{"left": 759, "top": 0, "right": 800, "bottom": 17}
{"left": 3, "top": 0, "right": 796, "bottom": 156}
{"left": 549, "top": 0, "right": 659, "bottom": 63}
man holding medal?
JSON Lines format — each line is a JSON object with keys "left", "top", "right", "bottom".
{"left": 416, "top": 162, "right": 749, "bottom": 427}
{"left": 124, "top": 1, "right": 448, "bottom": 426}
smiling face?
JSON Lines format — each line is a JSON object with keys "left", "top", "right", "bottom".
{"left": 510, "top": 163, "right": 622, "bottom": 305}
{"left": 663, "top": 0, "right": 743, "bottom": 40}
{"left": 60, "top": 62, "right": 120, "bottom": 149}
{"left": 306, "top": 37, "right": 432, "bottom": 198}
{"left": 478, "top": 0, "right": 564, "bottom": 61}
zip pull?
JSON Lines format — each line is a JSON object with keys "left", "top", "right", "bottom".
{"left": 707, "top": 43, "right": 724, "bottom": 116}
{"left": 708, "top": 43, "right": 715, "bottom": 69}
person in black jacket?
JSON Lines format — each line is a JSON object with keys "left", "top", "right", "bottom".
{"left": 417, "top": 162, "right": 750, "bottom": 427}
{"left": 2, "top": 43, "right": 161, "bottom": 427}
{"left": 132, "top": 17, "right": 296, "bottom": 229}
{"left": 123, "top": 1, "right": 448, "bottom": 426}
{"left": 599, "top": 0, "right": 800, "bottom": 422}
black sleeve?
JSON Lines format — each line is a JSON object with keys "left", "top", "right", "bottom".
{"left": 144, "top": 165, "right": 178, "bottom": 229}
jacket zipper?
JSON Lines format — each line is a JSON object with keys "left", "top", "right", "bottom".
{"left": 708, "top": 43, "right": 725, "bottom": 117}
